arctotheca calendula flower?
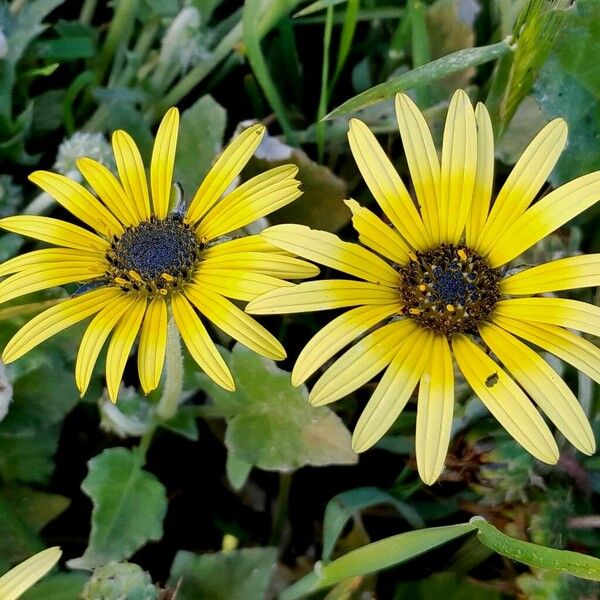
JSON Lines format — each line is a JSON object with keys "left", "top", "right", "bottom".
{"left": 0, "top": 109, "right": 316, "bottom": 401}
{"left": 247, "top": 89, "right": 600, "bottom": 485}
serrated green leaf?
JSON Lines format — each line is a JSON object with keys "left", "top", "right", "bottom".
{"left": 173, "top": 95, "right": 226, "bottom": 202}
{"left": 325, "top": 39, "right": 512, "bottom": 119}
{"left": 197, "top": 344, "right": 357, "bottom": 472}
{"left": 322, "top": 486, "right": 424, "bottom": 560}
{"left": 168, "top": 547, "right": 277, "bottom": 600}
{"left": 68, "top": 448, "right": 167, "bottom": 569}
{"left": 471, "top": 517, "right": 600, "bottom": 582}
{"left": 21, "top": 573, "right": 88, "bottom": 600}
{"left": 281, "top": 523, "right": 477, "bottom": 599}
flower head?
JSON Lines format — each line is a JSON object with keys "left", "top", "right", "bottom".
{"left": 247, "top": 89, "right": 600, "bottom": 484}
{"left": 0, "top": 108, "right": 316, "bottom": 401}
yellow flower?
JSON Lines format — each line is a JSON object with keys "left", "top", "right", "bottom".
{"left": 0, "top": 547, "right": 61, "bottom": 600}
{"left": 247, "top": 89, "right": 600, "bottom": 485}
{"left": 0, "top": 109, "right": 316, "bottom": 401}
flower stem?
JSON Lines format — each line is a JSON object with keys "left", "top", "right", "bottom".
{"left": 270, "top": 472, "right": 292, "bottom": 546}
{"left": 156, "top": 316, "right": 184, "bottom": 421}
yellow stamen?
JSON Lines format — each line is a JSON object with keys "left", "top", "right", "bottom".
{"left": 161, "top": 272, "right": 175, "bottom": 282}
{"left": 409, "top": 308, "right": 421, "bottom": 315}
{"left": 418, "top": 284, "right": 427, "bottom": 292}
{"left": 128, "top": 270, "right": 142, "bottom": 282}
{"left": 115, "top": 277, "right": 128, "bottom": 286}
{"left": 159, "top": 288, "right": 168, "bottom": 295}
{"left": 457, "top": 249, "right": 468, "bottom": 262}
{"left": 408, "top": 251, "right": 418, "bottom": 262}
{"left": 446, "top": 304, "right": 455, "bottom": 312}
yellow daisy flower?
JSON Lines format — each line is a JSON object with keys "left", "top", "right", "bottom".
{"left": 0, "top": 109, "right": 316, "bottom": 401}
{"left": 247, "top": 89, "right": 600, "bottom": 484}
{"left": 0, "top": 547, "right": 61, "bottom": 600}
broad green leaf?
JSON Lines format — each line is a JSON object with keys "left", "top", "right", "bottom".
{"left": 68, "top": 448, "right": 167, "bottom": 569}
{"left": 325, "top": 39, "right": 512, "bottom": 119}
{"left": 533, "top": 0, "right": 600, "bottom": 185}
{"left": 21, "top": 573, "right": 88, "bottom": 600}
{"left": 197, "top": 344, "right": 357, "bottom": 472}
{"left": 322, "top": 486, "right": 424, "bottom": 560}
{"left": 281, "top": 523, "right": 477, "bottom": 599}
{"left": 0, "top": 0, "right": 65, "bottom": 119}
{"left": 471, "top": 517, "right": 600, "bottom": 582}
{"left": 174, "top": 95, "right": 227, "bottom": 202}
{"left": 0, "top": 425, "right": 59, "bottom": 484}
{"left": 168, "top": 547, "right": 277, "bottom": 600}
{"left": 226, "top": 452, "right": 253, "bottom": 491}
{"left": 0, "top": 495, "right": 43, "bottom": 573}
{"left": 0, "top": 487, "right": 69, "bottom": 532}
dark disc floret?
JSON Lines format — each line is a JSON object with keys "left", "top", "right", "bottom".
{"left": 397, "top": 244, "right": 500, "bottom": 335}
{"left": 106, "top": 215, "right": 202, "bottom": 295}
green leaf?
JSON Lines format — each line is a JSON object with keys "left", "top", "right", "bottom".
{"left": 0, "top": 486, "right": 69, "bottom": 532}
{"left": 197, "top": 344, "right": 357, "bottom": 472}
{"left": 533, "top": 0, "right": 600, "bottom": 185}
{"left": 325, "top": 39, "right": 512, "bottom": 119}
{"left": 294, "top": 0, "right": 348, "bottom": 18}
{"left": 226, "top": 452, "right": 253, "bottom": 491}
{"left": 68, "top": 448, "right": 168, "bottom": 569}
{"left": 243, "top": 0, "right": 297, "bottom": 144}
{"left": 21, "top": 573, "right": 88, "bottom": 600}
{"left": 322, "top": 487, "right": 424, "bottom": 560}
{"left": 394, "top": 572, "right": 502, "bottom": 600}
{"left": 168, "top": 547, "right": 277, "bottom": 600}
{"left": 173, "top": 95, "right": 227, "bottom": 202}
{"left": 0, "top": 0, "right": 65, "bottom": 119}
{"left": 471, "top": 517, "right": 600, "bottom": 582}
{"left": 281, "top": 523, "right": 477, "bottom": 599}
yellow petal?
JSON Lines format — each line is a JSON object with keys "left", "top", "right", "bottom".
{"left": 492, "top": 315, "right": 600, "bottom": 384}
{"left": 416, "top": 334, "right": 454, "bottom": 485}
{"left": 138, "top": 295, "right": 168, "bottom": 394}
{"left": 477, "top": 119, "right": 567, "bottom": 255}
{"left": 439, "top": 89, "right": 477, "bottom": 244}
{"left": 347, "top": 118, "right": 429, "bottom": 249}
{"left": 197, "top": 165, "right": 302, "bottom": 241}
{"left": 494, "top": 297, "right": 600, "bottom": 338}
{"left": 344, "top": 199, "right": 410, "bottom": 264}
{"left": 151, "top": 107, "right": 179, "bottom": 218}
{"left": 0, "top": 215, "right": 109, "bottom": 252}
{"left": 0, "top": 547, "right": 61, "bottom": 600}
{"left": 201, "top": 251, "right": 319, "bottom": 279}
{"left": 292, "top": 303, "right": 401, "bottom": 386}
{"left": 3, "top": 287, "right": 121, "bottom": 363}
{"left": 260, "top": 224, "right": 400, "bottom": 286}
{"left": 112, "top": 130, "right": 151, "bottom": 221}
{"left": 195, "top": 268, "right": 292, "bottom": 302}
{"left": 452, "top": 333, "right": 559, "bottom": 464}
{"left": 76, "top": 294, "right": 135, "bottom": 396}
{"left": 500, "top": 254, "right": 600, "bottom": 294}
{"left": 310, "top": 319, "right": 418, "bottom": 406}
{"left": 171, "top": 293, "right": 235, "bottom": 390}
{"left": 480, "top": 322, "right": 595, "bottom": 455}
{"left": 77, "top": 157, "right": 139, "bottom": 226}
{"left": 466, "top": 103, "right": 494, "bottom": 248}
{"left": 353, "top": 328, "right": 432, "bottom": 452}
{"left": 0, "top": 248, "right": 104, "bottom": 277}
{"left": 185, "top": 284, "right": 285, "bottom": 360}
{"left": 395, "top": 93, "right": 441, "bottom": 243}
{"left": 0, "top": 263, "right": 106, "bottom": 305}
{"left": 105, "top": 295, "right": 147, "bottom": 402}
{"left": 202, "top": 234, "right": 290, "bottom": 257}
{"left": 246, "top": 280, "right": 400, "bottom": 314}
{"left": 186, "top": 124, "right": 265, "bottom": 225}
{"left": 487, "top": 170, "right": 600, "bottom": 267}
{"left": 28, "top": 171, "right": 124, "bottom": 237}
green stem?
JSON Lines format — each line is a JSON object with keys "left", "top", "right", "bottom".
{"left": 136, "top": 425, "right": 156, "bottom": 463}
{"left": 79, "top": 0, "right": 97, "bottom": 25}
{"left": 316, "top": 5, "right": 333, "bottom": 161}
{"left": 156, "top": 316, "right": 184, "bottom": 421}
{"left": 270, "top": 472, "right": 292, "bottom": 546}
